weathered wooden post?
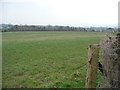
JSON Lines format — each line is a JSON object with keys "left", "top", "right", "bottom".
{"left": 86, "top": 44, "right": 100, "bottom": 89}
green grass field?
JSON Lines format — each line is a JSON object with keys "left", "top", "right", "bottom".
{"left": 2, "top": 32, "right": 105, "bottom": 88}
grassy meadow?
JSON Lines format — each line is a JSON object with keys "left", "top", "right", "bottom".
{"left": 2, "top": 31, "right": 105, "bottom": 88}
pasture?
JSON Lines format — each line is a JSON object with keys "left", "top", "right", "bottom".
{"left": 2, "top": 31, "right": 105, "bottom": 88}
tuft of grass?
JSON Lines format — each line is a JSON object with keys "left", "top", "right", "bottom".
{"left": 2, "top": 31, "right": 105, "bottom": 88}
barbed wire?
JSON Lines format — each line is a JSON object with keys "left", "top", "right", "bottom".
{"left": 61, "top": 33, "right": 120, "bottom": 88}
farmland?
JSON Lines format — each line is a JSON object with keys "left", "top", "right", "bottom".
{"left": 2, "top": 31, "right": 105, "bottom": 88}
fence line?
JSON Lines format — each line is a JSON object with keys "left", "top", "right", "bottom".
{"left": 85, "top": 33, "right": 120, "bottom": 88}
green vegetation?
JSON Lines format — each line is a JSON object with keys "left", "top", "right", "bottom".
{"left": 2, "top": 32, "right": 105, "bottom": 88}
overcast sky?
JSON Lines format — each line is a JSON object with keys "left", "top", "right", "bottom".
{"left": 0, "top": 0, "right": 119, "bottom": 27}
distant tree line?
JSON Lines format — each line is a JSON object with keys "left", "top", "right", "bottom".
{"left": 0, "top": 24, "right": 117, "bottom": 32}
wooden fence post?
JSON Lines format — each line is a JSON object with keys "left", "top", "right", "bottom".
{"left": 86, "top": 44, "right": 100, "bottom": 89}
